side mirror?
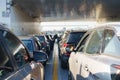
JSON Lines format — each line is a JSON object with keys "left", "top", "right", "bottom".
{"left": 73, "top": 49, "right": 77, "bottom": 52}
{"left": 33, "top": 51, "right": 48, "bottom": 65}
{"left": 65, "top": 47, "right": 71, "bottom": 52}
{"left": 70, "top": 49, "right": 77, "bottom": 56}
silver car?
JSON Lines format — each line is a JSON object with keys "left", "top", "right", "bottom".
{"left": 69, "top": 23, "right": 120, "bottom": 80}
{"left": 0, "top": 24, "right": 45, "bottom": 80}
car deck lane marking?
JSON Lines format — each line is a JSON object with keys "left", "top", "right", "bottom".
{"left": 53, "top": 43, "right": 58, "bottom": 80}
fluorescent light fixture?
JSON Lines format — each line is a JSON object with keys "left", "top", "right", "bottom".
{"left": 41, "top": 21, "right": 97, "bottom": 31}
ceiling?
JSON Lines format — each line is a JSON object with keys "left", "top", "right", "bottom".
{"left": 12, "top": 0, "right": 120, "bottom": 21}
{"left": 12, "top": 0, "right": 42, "bottom": 18}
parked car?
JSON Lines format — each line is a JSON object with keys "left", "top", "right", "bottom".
{"left": 69, "top": 23, "right": 120, "bottom": 80}
{"left": 59, "top": 31, "right": 70, "bottom": 57}
{"left": 45, "top": 34, "right": 54, "bottom": 50}
{"left": 0, "top": 24, "right": 47, "bottom": 80}
{"left": 60, "top": 30, "right": 86, "bottom": 69}
{"left": 35, "top": 35, "right": 51, "bottom": 56}
{"left": 19, "top": 36, "right": 48, "bottom": 65}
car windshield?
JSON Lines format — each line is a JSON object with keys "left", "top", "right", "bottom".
{"left": 67, "top": 32, "right": 86, "bottom": 46}
{"left": 37, "top": 36, "right": 45, "bottom": 42}
{"left": 22, "top": 40, "right": 34, "bottom": 52}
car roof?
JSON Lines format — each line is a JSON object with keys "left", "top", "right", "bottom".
{"left": 89, "top": 23, "right": 120, "bottom": 36}
{"left": 35, "top": 34, "right": 45, "bottom": 37}
{"left": 69, "top": 30, "right": 87, "bottom": 33}
{"left": 18, "top": 36, "right": 33, "bottom": 40}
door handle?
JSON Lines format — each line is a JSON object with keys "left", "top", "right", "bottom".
{"left": 84, "top": 65, "right": 89, "bottom": 71}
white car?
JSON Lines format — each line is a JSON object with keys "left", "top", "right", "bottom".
{"left": 69, "top": 23, "right": 120, "bottom": 80}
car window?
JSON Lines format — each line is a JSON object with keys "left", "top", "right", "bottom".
{"left": 86, "top": 30, "right": 103, "bottom": 54}
{"left": 103, "top": 29, "right": 120, "bottom": 57}
{"left": 34, "top": 37, "right": 42, "bottom": 48}
{"left": 1, "top": 31, "right": 29, "bottom": 67}
{"left": 0, "top": 42, "right": 13, "bottom": 78}
{"left": 67, "top": 32, "right": 86, "bottom": 46}
{"left": 35, "top": 40, "right": 41, "bottom": 50}
{"left": 22, "top": 40, "right": 34, "bottom": 52}
{"left": 38, "top": 36, "right": 45, "bottom": 42}
{"left": 34, "top": 41, "right": 40, "bottom": 50}
{"left": 77, "top": 34, "right": 89, "bottom": 52}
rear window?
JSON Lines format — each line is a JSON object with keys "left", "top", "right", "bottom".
{"left": 67, "top": 32, "right": 86, "bottom": 46}
{"left": 22, "top": 40, "right": 34, "bottom": 52}
{"left": 37, "top": 36, "right": 45, "bottom": 42}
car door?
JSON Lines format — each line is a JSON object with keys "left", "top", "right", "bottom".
{"left": 0, "top": 38, "right": 17, "bottom": 80}
{"left": 78, "top": 29, "right": 113, "bottom": 80}
{"left": 0, "top": 30, "right": 27, "bottom": 80}
{"left": 1, "top": 30, "right": 44, "bottom": 80}
{"left": 69, "top": 31, "right": 91, "bottom": 80}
